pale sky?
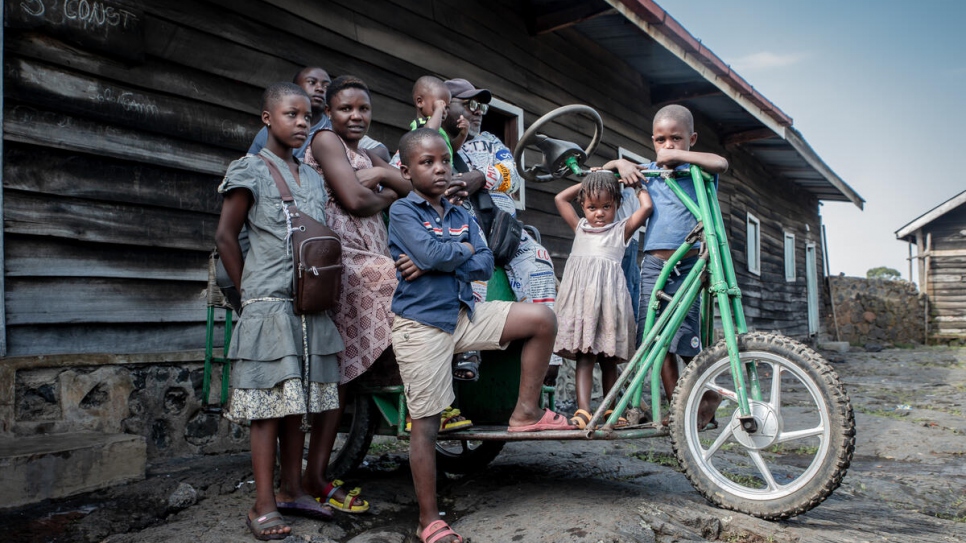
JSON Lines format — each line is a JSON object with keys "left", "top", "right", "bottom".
{"left": 656, "top": 0, "right": 966, "bottom": 281}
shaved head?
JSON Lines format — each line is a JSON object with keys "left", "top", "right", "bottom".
{"left": 653, "top": 104, "right": 694, "bottom": 134}
{"left": 398, "top": 127, "right": 448, "bottom": 166}
{"left": 261, "top": 82, "right": 310, "bottom": 112}
{"left": 412, "top": 75, "right": 449, "bottom": 101}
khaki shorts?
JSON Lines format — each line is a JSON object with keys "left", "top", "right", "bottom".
{"left": 392, "top": 301, "right": 513, "bottom": 419}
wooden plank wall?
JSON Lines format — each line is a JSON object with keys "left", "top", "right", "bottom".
{"left": 926, "top": 206, "right": 966, "bottom": 337}
{"left": 2, "top": 0, "right": 823, "bottom": 357}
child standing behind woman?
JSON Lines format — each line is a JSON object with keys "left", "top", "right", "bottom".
{"left": 215, "top": 82, "right": 343, "bottom": 540}
{"left": 553, "top": 172, "right": 653, "bottom": 429}
{"left": 409, "top": 75, "right": 468, "bottom": 156}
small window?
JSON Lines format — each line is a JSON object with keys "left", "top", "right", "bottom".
{"left": 747, "top": 213, "right": 761, "bottom": 276}
{"left": 480, "top": 97, "right": 525, "bottom": 210}
{"left": 618, "top": 147, "right": 650, "bottom": 165}
{"left": 783, "top": 232, "right": 796, "bottom": 281}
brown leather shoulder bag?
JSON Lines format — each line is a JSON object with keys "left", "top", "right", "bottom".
{"left": 258, "top": 155, "right": 342, "bottom": 314}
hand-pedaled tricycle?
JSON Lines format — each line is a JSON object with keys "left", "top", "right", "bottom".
{"left": 209, "top": 105, "right": 856, "bottom": 520}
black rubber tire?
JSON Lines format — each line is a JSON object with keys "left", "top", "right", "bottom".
{"left": 435, "top": 439, "right": 505, "bottom": 475}
{"left": 325, "top": 393, "right": 378, "bottom": 481}
{"left": 669, "top": 332, "right": 855, "bottom": 520}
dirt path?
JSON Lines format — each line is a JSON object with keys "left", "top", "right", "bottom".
{"left": 5, "top": 346, "right": 965, "bottom": 542}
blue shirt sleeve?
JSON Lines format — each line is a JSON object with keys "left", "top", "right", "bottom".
{"left": 455, "top": 218, "right": 494, "bottom": 282}
{"left": 248, "top": 126, "right": 268, "bottom": 155}
{"left": 389, "top": 202, "right": 473, "bottom": 272}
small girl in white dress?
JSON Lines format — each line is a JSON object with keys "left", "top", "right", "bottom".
{"left": 553, "top": 171, "right": 653, "bottom": 428}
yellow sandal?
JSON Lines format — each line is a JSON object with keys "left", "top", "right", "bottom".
{"left": 318, "top": 479, "right": 369, "bottom": 514}
{"left": 404, "top": 406, "right": 473, "bottom": 433}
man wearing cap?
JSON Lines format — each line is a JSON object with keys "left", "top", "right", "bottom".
{"left": 443, "top": 78, "right": 563, "bottom": 382}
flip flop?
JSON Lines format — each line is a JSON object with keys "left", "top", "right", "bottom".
{"left": 318, "top": 479, "right": 369, "bottom": 514}
{"left": 276, "top": 495, "right": 334, "bottom": 520}
{"left": 419, "top": 519, "right": 464, "bottom": 543}
{"left": 246, "top": 510, "right": 289, "bottom": 541}
{"left": 507, "top": 409, "right": 576, "bottom": 433}
{"left": 569, "top": 409, "right": 592, "bottom": 429}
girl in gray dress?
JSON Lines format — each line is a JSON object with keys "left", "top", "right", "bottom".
{"left": 552, "top": 172, "right": 652, "bottom": 430}
{"left": 216, "top": 82, "right": 343, "bottom": 540}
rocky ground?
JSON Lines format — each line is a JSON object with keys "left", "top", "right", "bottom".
{"left": 4, "top": 345, "right": 964, "bottom": 543}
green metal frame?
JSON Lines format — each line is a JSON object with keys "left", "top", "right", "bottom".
{"left": 206, "top": 163, "right": 757, "bottom": 440}
{"left": 595, "top": 165, "right": 760, "bottom": 430}
{"left": 202, "top": 306, "right": 233, "bottom": 408}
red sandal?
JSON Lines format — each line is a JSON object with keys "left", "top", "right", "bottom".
{"left": 419, "top": 520, "right": 463, "bottom": 543}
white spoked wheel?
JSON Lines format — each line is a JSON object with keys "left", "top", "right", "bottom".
{"left": 670, "top": 332, "right": 855, "bottom": 520}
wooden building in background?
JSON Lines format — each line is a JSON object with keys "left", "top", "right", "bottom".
{"left": 0, "top": 0, "right": 863, "bottom": 464}
{"left": 896, "top": 190, "right": 966, "bottom": 343}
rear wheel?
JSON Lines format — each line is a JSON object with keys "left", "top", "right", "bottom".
{"left": 436, "top": 440, "right": 505, "bottom": 474}
{"left": 669, "top": 332, "right": 855, "bottom": 519}
{"left": 326, "top": 393, "right": 378, "bottom": 481}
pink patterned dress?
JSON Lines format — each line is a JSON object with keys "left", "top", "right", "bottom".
{"left": 304, "top": 133, "right": 397, "bottom": 384}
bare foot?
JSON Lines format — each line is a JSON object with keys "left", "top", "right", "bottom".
{"left": 697, "top": 390, "right": 722, "bottom": 430}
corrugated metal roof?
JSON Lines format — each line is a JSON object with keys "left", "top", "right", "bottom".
{"left": 534, "top": 0, "right": 864, "bottom": 208}
{"left": 895, "top": 190, "right": 966, "bottom": 242}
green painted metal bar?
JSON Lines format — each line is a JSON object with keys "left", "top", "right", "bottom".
{"left": 706, "top": 181, "right": 747, "bottom": 335}
{"left": 688, "top": 166, "right": 752, "bottom": 416}
{"left": 628, "top": 241, "right": 692, "bottom": 411}
{"left": 700, "top": 290, "right": 714, "bottom": 347}
{"left": 220, "top": 312, "right": 233, "bottom": 404}
{"left": 371, "top": 393, "right": 401, "bottom": 427}
{"left": 649, "top": 272, "right": 705, "bottom": 420}
{"left": 703, "top": 181, "right": 761, "bottom": 401}
{"left": 609, "top": 260, "right": 706, "bottom": 424}
{"left": 203, "top": 306, "right": 214, "bottom": 404}
{"left": 641, "top": 240, "right": 698, "bottom": 336}
{"left": 203, "top": 307, "right": 233, "bottom": 406}
{"left": 662, "top": 175, "right": 702, "bottom": 219}
{"left": 591, "top": 427, "right": 667, "bottom": 439}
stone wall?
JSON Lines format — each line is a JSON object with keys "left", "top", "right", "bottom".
{"left": 826, "top": 276, "right": 925, "bottom": 346}
{"left": 12, "top": 360, "right": 247, "bottom": 460}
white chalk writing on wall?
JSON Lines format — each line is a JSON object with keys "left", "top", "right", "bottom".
{"left": 19, "top": 0, "right": 139, "bottom": 32}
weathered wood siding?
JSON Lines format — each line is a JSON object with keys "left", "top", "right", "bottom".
{"left": 926, "top": 205, "right": 966, "bottom": 338}
{"left": 2, "top": 0, "right": 824, "bottom": 357}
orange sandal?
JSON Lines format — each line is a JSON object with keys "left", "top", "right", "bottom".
{"left": 569, "top": 409, "right": 592, "bottom": 429}
{"left": 605, "top": 409, "right": 629, "bottom": 427}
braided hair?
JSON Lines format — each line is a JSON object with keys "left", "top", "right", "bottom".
{"left": 578, "top": 170, "right": 623, "bottom": 207}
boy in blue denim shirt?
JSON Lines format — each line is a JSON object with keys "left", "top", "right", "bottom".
{"left": 389, "top": 128, "right": 573, "bottom": 543}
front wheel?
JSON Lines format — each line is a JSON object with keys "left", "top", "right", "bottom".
{"left": 669, "top": 332, "right": 855, "bottom": 520}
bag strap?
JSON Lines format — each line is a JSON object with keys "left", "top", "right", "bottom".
{"left": 257, "top": 154, "right": 297, "bottom": 206}
{"left": 452, "top": 150, "right": 470, "bottom": 174}
{"left": 470, "top": 188, "right": 496, "bottom": 235}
